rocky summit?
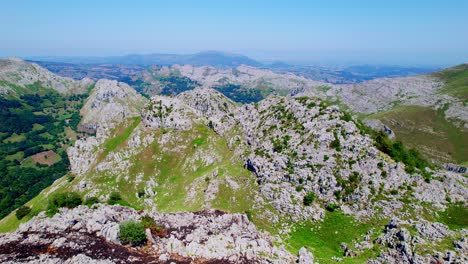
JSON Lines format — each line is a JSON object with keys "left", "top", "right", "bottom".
{"left": 0, "top": 59, "right": 466, "bottom": 264}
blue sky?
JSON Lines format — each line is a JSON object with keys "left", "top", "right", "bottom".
{"left": 1, "top": 0, "right": 467, "bottom": 66}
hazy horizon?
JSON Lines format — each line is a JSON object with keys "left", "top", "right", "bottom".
{"left": 1, "top": 0, "right": 468, "bottom": 67}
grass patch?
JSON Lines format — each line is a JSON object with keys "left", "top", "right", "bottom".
{"left": 192, "top": 137, "right": 205, "bottom": 146}
{"left": 437, "top": 203, "right": 468, "bottom": 230}
{"left": 432, "top": 64, "right": 468, "bottom": 101}
{"left": 3, "top": 133, "right": 26, "bottom": 143}
{"left": 286, "top": 211, "right": 373, "bottom": 263}
{"left": 102, "top": 117, "right": 141, "bottom": 156}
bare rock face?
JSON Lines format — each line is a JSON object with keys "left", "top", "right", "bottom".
{"left": 142, "top": 95, "right": 199, "bottom": 130}
{"left": 67, "top": 136, "right": 100, "bottom": 175}
{"left": 80, "top": 79, "right": 146, "bottom": 128}
{"left": 370, "top": 219, "right": 467, "bottom": 264}
{"left": 298, "top": 247, "right": 314, "bottom": 264}
{"left": 0, "top": 205, "right": 296, "bottom": 263}
{"left": 0, "top": 58, "right": 93, "bottom": 96}
{"left": 177, "top": 87, "right": 238, "bottom": 134}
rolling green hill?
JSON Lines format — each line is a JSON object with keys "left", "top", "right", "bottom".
{"left": 433, "top": 63, "right": 468, "bottom": 102}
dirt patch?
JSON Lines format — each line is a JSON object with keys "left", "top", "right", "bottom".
{"left": 30, "top": 150, "right": 61, "bottom": 166}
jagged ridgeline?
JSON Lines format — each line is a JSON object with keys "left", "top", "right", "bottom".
{"left": 131, "top": 63, "right": 468, "bottom": 165}
{"left": 0, "top": 59, "right": 466, "bottom": 263}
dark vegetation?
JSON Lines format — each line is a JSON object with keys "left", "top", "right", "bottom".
{"left": 214, "top": 84, "right": 270, "bottom": 103}
{"left": 47, "top": 192, "right": 83, "bottom": 216}
{"left": 107, "top": 192, "right": 130, "bottom": 206}
{"left": 15, "top": 205, "right": 31, "bottom": 220}
{"left": 373, "top": 131, "right": 430, "bottom": 174}
{"left": 303, "top": 192, "right": 316, "bottom": 206}
{"left": 159, "top": 76, "right": 200, "bottom": 95}
{"left": 133, "top": 75, "right": 200, "bottom": 97}
{"left": 0, "top": 87, "right": 89, "bottom": 219}
{"left": 118, "top": 220, "right": 147, "bottom": 246}
{"left": 330, "top": 131, "right": 341, "bottom": 151}
{"left": 84, "top": 197, "right": 100, "bottom": 206}
{"left": 326, "top": 203, "right": 339, "bottom": 212}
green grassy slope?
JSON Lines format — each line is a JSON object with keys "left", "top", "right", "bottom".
{"left": 370, "top": 106, "right": 467, "bottom": 164}
{"left": 432, "top": 63, "right": 468, "bottom": 102}
{"left": 0, "top": 120, "right": 278, "bottom": 233}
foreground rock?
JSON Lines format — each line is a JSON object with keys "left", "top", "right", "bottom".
{"left": 0, "top": 205, "right": 299, "bottom": 263}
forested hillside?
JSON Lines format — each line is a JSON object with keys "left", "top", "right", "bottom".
{"left": 0, "top": 89, "right": 88, "bottom": 218}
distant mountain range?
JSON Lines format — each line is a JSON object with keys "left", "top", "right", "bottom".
{"left": 27, "top": 51, "right": 263, "bottom": 68}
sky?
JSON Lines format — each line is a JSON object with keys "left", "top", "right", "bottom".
{"left": 1, "top": 0, "right": 468, "bottom": 66}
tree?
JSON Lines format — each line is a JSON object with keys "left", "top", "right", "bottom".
{"left": 16, "top": 205, "right": 31, "bottom": 220}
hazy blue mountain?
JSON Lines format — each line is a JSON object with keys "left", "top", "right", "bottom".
{"left": 268, "top": 64, "right": 439, "bottom": 84}
{"left": 27, "top": 51, "right": 263, "bottom": 68}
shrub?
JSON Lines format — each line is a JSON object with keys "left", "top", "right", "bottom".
{"left": 16, "top": 205, "right": 31, "bottom": 220}
{"left": 137, "top": 189, "right": 145, "bottom": 198}
{"left": 390, "top": 189, "right": 398, "bottom": 195}
{"left": 334, "top": 190, "right": 342, "bottom": 200}
{"left": 118, "top": 220, "right": 147, "bottom": 246}
{"left": 341, "top": 112, "right": 353, "bottom": 122}
{"left": 330, "top": 131, "right": 341, "bottom": 151}
{"left": 47, "top": 192, "right": 82, "bottom": 216}
{"left": 84, "top": 196, "right": 99, "bottom": 206}
{"left": 326, "top": 203, "right": 339, "bottom": 212}
{"left": 107, "top": 192, "right": 128, "bottom": 205}
{"left": 303, "top": 192, "right": 316, "bottom": 206}
{"left": 296, "top": 186, "right": 304, "bottom": 192}
{"left": 381, "top": 171, "right": 388, "bottom": 178}
{"left": 141, "top": 215, "right": 156, "bottom": 229}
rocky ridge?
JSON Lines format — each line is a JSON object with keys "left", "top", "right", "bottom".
{"left": 137, "top": 64, "right": 467, "bottom": 125}
{"left": 298, "top": 74, "right": 467, "bottom": 125}
{"left": 137, "top": 64, "right": 328, "bottom": 96}
{"left": 0, "top": 58, "right": 93, "bottom": 96}
{"left": 231, "top": 96, "right": 467, "bottom": 220}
